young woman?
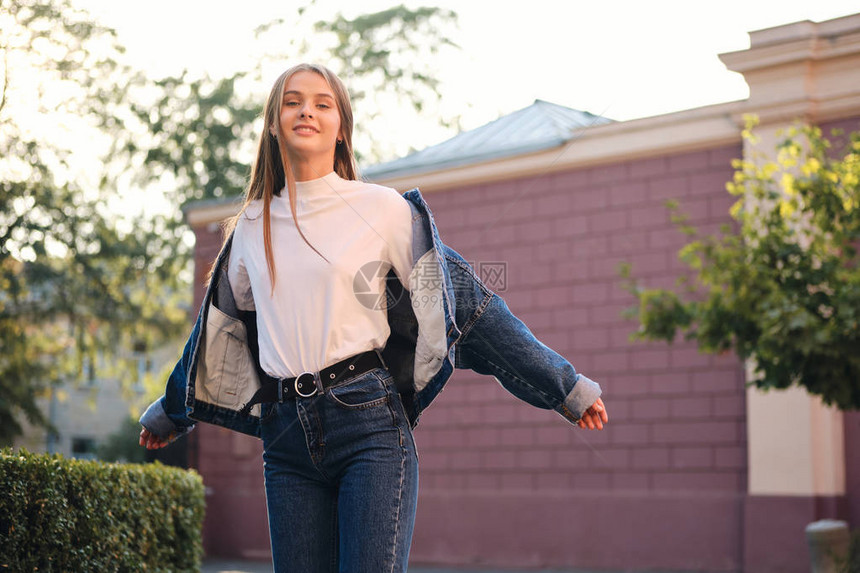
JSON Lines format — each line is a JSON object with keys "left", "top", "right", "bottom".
{"left": 139, "top": 63, "right": 608, "bottom": 573}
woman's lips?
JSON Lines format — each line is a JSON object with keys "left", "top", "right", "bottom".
{"left": 293, "top": 125, "right": 318, "bottom": 134}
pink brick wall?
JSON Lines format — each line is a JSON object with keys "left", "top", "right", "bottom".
{"left": 197, "top": 429, "right": 269, "bottom": 559}
{"left": 406, "top": 144, "right": 747, "bottom": 570}
{"left": 417, "top": 144, "right": 746, "bottom": 497}
{"left": 187, "top": 224, "right": 271, "bottom": 559}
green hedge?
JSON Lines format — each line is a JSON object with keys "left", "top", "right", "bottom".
{"left": 0, "top": 449, "right": 205, "bottom": 572}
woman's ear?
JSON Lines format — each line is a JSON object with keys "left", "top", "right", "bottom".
{"left": 269, "top": 125, "right": 277, "bottom": 138}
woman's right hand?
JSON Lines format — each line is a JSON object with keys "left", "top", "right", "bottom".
{"left": 139, "top": 426, "right": 170, "bottom": 450}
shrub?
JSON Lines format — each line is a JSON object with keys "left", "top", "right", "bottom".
{"left": 0, "top": 448, "right": 204, "bottom": 572}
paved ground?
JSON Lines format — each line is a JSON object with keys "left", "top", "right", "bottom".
{"left": 202, "top": 560, "right": 272, "bottom": 573}
{"left": 201, "top": 558, "right": 693, "bottom": 573}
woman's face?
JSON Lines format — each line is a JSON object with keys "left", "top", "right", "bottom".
{"left": 276, "top": 70, "right": 343, "bottom": 176}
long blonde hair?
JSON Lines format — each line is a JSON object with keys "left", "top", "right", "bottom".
{"left": 215, "top": 63, "right": 357, "bottom": 295}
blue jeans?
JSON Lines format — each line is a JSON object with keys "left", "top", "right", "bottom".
{"left": 260, "top": 367, "right": 419, "bottom": 572}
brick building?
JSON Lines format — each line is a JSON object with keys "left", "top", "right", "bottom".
{"left": 179, "top": 14, "right": 860, "bottom": 572}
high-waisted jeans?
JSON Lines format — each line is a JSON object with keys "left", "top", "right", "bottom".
{"left": 260, "top": 366, "right": 419, "bottom": 573}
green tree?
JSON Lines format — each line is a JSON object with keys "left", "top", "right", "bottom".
{"left": 622, "top": 118, "right": 860, "bottom": 410}
{"left": 96, "top": 416, "right": 147, "bottom": 463}
{"left": 0, "top": 0, "right": 189, "bottom": 444}
{"left": 0, "top": 0, "right": 461, "bottom": 445}
{"left": 127, "top": 4, "right": 460, "bottom": 208}
{"left": 312, "top": 4, "right": 461, "bottom": 162}
{"left": 123, "top": 72, "right": 260, "bottom": 206}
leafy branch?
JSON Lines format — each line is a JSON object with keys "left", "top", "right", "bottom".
{"left": 621, "top": 116, "right": 860, "bottom": 410}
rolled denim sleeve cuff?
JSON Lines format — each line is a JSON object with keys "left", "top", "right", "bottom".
{"left": 139, "top": 398, "right": 193, "bottom": 440}
{"left": 555, "top": 374, "right": 602, "bottom": 424}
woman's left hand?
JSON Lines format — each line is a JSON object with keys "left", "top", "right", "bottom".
{"left": 577, "top": 397, "right": 608, "bottom": 430}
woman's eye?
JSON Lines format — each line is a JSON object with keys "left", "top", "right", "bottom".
{"left": 284, "top": 101, "right": 299, "bottom": 107}
{"left": 317, "top": 103, "right": 330, "bottom": 109}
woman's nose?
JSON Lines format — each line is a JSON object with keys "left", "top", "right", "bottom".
{"left": 300, "top": 104, "right": 313, "bottom": 118}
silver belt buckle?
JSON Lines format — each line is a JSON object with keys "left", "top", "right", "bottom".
{"left": 294, "top": 372, "right": 318, "bottom": 398}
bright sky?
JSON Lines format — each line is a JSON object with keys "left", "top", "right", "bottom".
{"left": 74, "top": 0, "right": 860, "bottom": 153}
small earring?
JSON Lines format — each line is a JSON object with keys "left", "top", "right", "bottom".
{"left": 336, "top": 138, "right": 343, "bottom": 144}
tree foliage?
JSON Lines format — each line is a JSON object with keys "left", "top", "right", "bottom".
{"left": 128, "top": 4, "right": 460, "bottom": 207}
{"left": 1, "top": 0, "right": 460, "bottom": 444}
{"left": 315, "top": 4, "right": 461, "bottom": 161}
{"left": 0, "top": 0, "right": 189, "bottom": 445}
{"left": 124, "top": 73, "right": 260, "bottom": 206}
{"left": 97, "top": 416, "right": 147, "bottom": 463}
{"left": 316, "top": 6, "right": 460, "bottom": 132}
{"left": 622, "top": 117, "right": 860, "bottom": 410}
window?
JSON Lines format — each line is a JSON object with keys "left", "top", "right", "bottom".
{"left": 71, "top": 437, "right": 98, "bottom": 460}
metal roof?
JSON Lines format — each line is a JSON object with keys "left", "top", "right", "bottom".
{"left": 364, "top": 99, "right": 612, "bottom": 179}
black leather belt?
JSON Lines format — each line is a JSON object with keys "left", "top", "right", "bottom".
{"left": 238, "top": 349, "right": 386, "bottom": 416}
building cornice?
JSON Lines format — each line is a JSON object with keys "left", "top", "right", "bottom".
{"left": 719, "top": 13, "right": 860, "bottom": 126}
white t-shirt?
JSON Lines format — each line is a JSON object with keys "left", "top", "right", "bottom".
{"left": 227, "top": 171, "right": 414, "bottom": 378}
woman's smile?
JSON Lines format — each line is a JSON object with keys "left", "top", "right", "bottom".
{"left": 293, "top": 124, "right": 319, "bottom": 135}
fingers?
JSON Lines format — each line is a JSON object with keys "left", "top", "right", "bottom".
{"left": 150, "top": 434, "right": 167, "bottom": 449}
{"left": 139, "top": 427, "right": 169, "bottom": 450}
{"left": 578, "top": 411, "right": 599, "bottom": 430}
{"left": 577, "top": 398, "right": 609, "bottom": 430}
{"left": 596, "top": 398, "right": 609, "bottom": 423}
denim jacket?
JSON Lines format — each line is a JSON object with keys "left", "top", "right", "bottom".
{"left": 140, "top": 187, "right": 602, "bottom": 440}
